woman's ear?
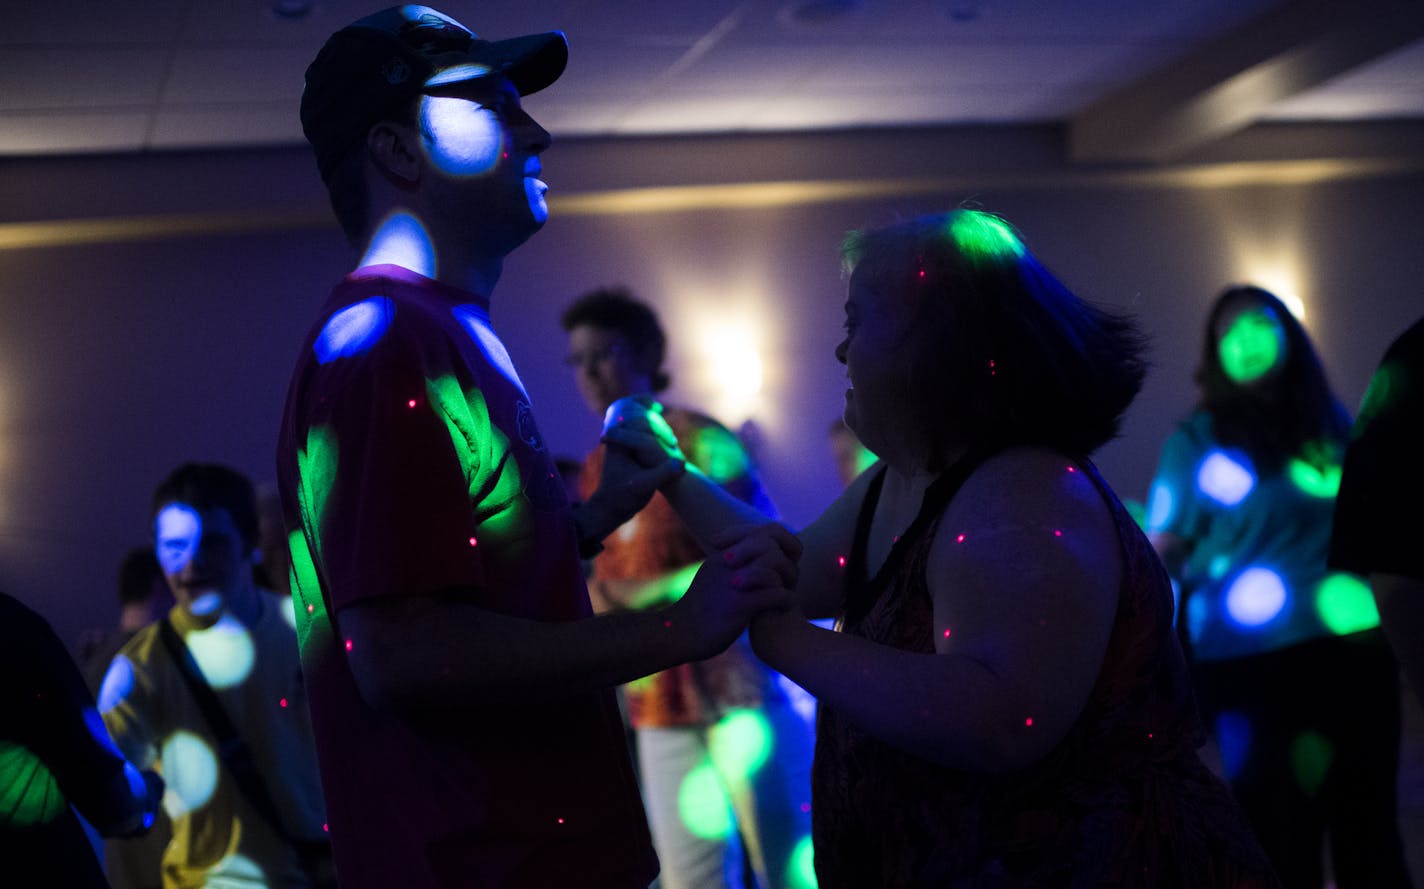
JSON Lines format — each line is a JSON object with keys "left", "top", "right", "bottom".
{"left": 366, "top": 121, "right": 422, "bottom": 186}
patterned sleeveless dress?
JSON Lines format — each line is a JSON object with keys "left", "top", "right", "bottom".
{"left": 811, "top": 453, "right": 1280, "bottom": 888}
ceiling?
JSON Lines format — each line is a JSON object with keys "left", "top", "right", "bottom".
{"left": 2, "top": 0, "right": 1422, "bottom": 162}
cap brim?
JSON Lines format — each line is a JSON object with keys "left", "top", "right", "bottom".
{"left": 425, "top": 30, "right": 568, "bottom": 96}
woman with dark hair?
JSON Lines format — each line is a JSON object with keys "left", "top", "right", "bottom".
{"left": 609, "top": 210, "right": 1277, "bottom": 887}
{"left": 1147, "top": 286, "right": 1412, "bottom": 888}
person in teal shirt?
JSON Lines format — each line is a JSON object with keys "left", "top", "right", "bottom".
{"left": 1147, "top": 285, "right": 1411, "bottom": 888}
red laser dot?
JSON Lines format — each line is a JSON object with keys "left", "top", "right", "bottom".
{"left": 279, "top": 698, "right": 288, "bottom": 708}
{"left": 344, "top": 639, "right": 353, "bottom": 652}
{"left": 800, "top": 802, "right": 811, "bottom": 813}
{"left": 557, "top": 817, "right": 565, "bottom": 824}
{"left": 1053, "top": 529, "right": 1063, "bottom": 537}
{"left": 664, "top": 619, "right": 672, "bottom": 628}
{"left": 1148, "top": 732, "right": 1154, "bottom": 739}
{"left": 1025, "top": 717, "right": 1034, "bottom": 727}
{"left": 955, "top": 533, "right": 966, "bottom": 543}
{"left": 323, "top": 823, "right": 329, "bottom": 833}
{"left": 407, "top": 399, "right": 417, "bottom": 408}
{"left": 306, "top": 604, "right": 314, "bottom": 614}
{"left": 468, "top": 536, "right": 478, "bottom": 547}
{"left": 1066, "top": 465, "right": 1077, "bottom": 473}
{"left": 837, "top": 555, "right": 847, "bottom": 568}
{"left": 943, "top": 628, "right": 952, "bottom": 638}
{"left": 918, "top": 269, "right": 926, "bottom": 278}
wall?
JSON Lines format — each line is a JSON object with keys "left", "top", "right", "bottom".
{"left": 1, "top": 121, "right": 1422, "bottom": 649}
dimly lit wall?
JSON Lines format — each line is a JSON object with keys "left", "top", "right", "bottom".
{"left": 2, "top": 121, "right": 1421, "bottom": 649}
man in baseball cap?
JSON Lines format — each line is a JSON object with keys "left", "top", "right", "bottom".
{"left": 277, "top": 7, "right": 799, "bottom": 887}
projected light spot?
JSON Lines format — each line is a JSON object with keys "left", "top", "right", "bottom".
{"left": 362, "top": 212, "right": 435, "bottom": 277}
{"left": 155, "top": 504, "right": 202, "bottom": 576}
{"left": 1218, "top": 308, "right": 1285, "bottom": 384}
{"left": 280, "top": 596, "right": 297, "bottom": 631}
{"left": 426, "top": 62, "right": 494, "bottom": 87}
{"left": 709, "top": 709, "right": 772, "bottom": 782}
{"left": 1290, "top": 730, "right": 1334, "bottom": 797}
{"left": 1224, "top": 568, "right": 1287, "bottom": 627}
{"left": 453, "top": 305, "right": 526, "bottom": 393}
{"left": 677, "top": 762, "right": 733, "bottom": 840}
{"left": 694, "top": 426, "right": 751, "bottom": 484}
{"left": 948, "top": 212, "right": 1025, "bottom": 263}
{"left": 160, "top": 731, "right": 219, "bottom": 818}
{"left": 789, "top": 834, "right": 818, "bottom": 889}
{"left": 1186, "top": 590, "right": 1209, "bottom": 641}
{"left": 1197, "top": 451, "right": 1255, "bottom": 506}
{"left": 0, "top": 742, "right": 65, "bottom": 827}
{"left": 1145, "top": 483, "right": 1174, "bottom": 531}
{"left": 1288, "top": 458, "right": 1341, "bottom": 498}
{"left": 314, "top": 297, "right": 394, "bottom": 364}
{"left": 206, "top": 851, "right": 265, "bottom": 886}
{"left": 1315, "top": 573, "right": 1379, "bottom": 635}
{"left": 99, "top": 654, "right": 136, "bottom": 713}
{"left": 1208, "top": 555, "right": 1232, "bottom": 581}
{"left": 1215, "top": 711, "right": 1252, "bottom": 780}
{"left": 186, "top": 613, "right": 255, "bottom": 689}
{"left": 420, "top": 94, "right": 504, "bottom": 176}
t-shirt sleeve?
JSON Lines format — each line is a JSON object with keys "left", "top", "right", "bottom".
{"left": 292, "top": 317, "right": 513, "bottom": 611}
{"left": 1, "top": 598, "right": 136, "bottom": 830}
{"left": 1330, "top": 321, "right": 1424, "bottom": 579}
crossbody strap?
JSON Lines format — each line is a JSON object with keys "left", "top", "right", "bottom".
{"left": 156, "top": 617, "right": 302, "bottom": 844}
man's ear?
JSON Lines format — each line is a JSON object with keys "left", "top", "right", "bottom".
{"left": 366, "top": 121, "right": 422, "bottom": 185}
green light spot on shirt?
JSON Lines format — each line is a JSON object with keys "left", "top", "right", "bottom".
{"left": 1315, "top": 573, "right": 1379, "bottom": 635}
{"left": 1288, "top": 458, "right": 1341, "bottom": 498}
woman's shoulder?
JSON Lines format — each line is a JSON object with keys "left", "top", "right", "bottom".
{"left": 941, "top": 446, "right": 1119, "bottom": 549}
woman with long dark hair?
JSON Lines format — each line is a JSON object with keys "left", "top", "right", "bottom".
{"left": 1147, "top": 285, "right": 1411, "bottom": 888}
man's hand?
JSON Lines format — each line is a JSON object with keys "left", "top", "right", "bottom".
{"left": 665, "top": 523, "right": 801, "bottom": 659}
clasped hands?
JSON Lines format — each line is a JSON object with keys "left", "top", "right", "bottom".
{"left": 599, "top": 396, "right": 803, "bottom": 656}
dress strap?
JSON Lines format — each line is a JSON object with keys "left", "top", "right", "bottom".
{"left": 843, "top": 448, "right": 996, "bottom": 626}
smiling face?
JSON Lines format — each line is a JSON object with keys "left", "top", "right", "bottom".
{"left": 154, "top": 503, "right": 254, "bottom": 614}
{"left": 835, "top": 270, "right": 925, "bottom": 466}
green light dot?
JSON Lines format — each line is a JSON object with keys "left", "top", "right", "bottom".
{"left": 709, "top": 709, "right": 772, "bottom": 783}
{"left": 1288, "top": 458, "right": 1341, "bottom": 498}
{"left": 1315, "top": 573, "right": 1379, "bottom": 635}
{"left": 789, "top": 833, "right": 818, "bottom": 889}
{"left": 1218, "top": 309, "right": 1283, "bottom": 384}
{"left": 948, "top": 212, "right": 1025, "bottom": 264}
{"left": 1290, "top": 730, "right": 1334, "bottom": 797}
{"left": 677, "top": 762, "right": 733, "bottom": 840}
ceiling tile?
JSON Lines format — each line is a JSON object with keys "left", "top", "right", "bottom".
{"left": 0, "top": 111, "right": 150, "bottom": 154}
{"left": 0, "top": 48, "right": 170, "bottom": 111}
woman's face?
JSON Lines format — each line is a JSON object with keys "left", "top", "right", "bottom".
{"left": 1214, "top": 299, "right": 1288, "bottom": 385}
{"left": 835, "top": 269, "right": 922, "bottom": 464}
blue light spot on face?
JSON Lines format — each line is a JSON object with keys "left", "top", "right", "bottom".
{"left": 1224, "top": 567, "right": 1288, "bottom": 627}
{"left": 1196, "top": 450, "right": 1256, "bottom": 506}
{"left": 453, "top": 305, "right": 527, "bottom": 394}
{"left": 1215, "top": 711, "right": 1252, "bottom": 780}
{"left": 155, "top": 504, "right": 201, "bottom": 576}
{"left": 420, "top": 94, "right": 504, "bottom": 177}
{"left": 1146, "top": 482, "right": 1175, "bottom": 531}
{"left": 315, "top": 297, "right": 394, "bottom": 364}
{"left": 99, "top": 654, "right": 135, "bottom": 714}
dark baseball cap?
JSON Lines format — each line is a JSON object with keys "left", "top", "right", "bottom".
{"left": 301, "top": 5, "right": 567, "bottom": 182}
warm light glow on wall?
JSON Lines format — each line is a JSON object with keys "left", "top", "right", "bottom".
{"left": 668, "top": 293, "right": 779, "bottom": 430}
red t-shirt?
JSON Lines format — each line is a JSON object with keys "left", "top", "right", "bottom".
{"left": 277, "top": 265, "right": 656, "bottom": 889}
